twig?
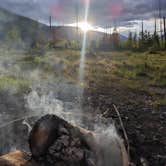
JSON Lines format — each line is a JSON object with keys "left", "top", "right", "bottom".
{"left": 0, "top": 114, "right": 39, "bottom": 129}
{"left": 113, "top": 104, "right": 130, "bottom": 162}
{"left": 22, "top": 119, "right": 32, "bottom": 133}
{"left": 101, "top": 109, "right": 110, "bottom": 117}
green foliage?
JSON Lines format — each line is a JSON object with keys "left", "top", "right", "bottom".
{"left": 133, "top": 32, "right": 138, "bottom": 49}
{"left": 90, "top": 40, "right": 99, "bottom": 52}
{"left": 121, "top": 30, "right": 164, "bottom": 52}
{"left": 0, "top": 75, "right": 30, "bottom": 94}
{"left": 128, "top": 32, "right": 133, "bottom": 49}
{"left": 7, "top": 26, "right": 20, "bottom": 40}
{"left": 68, "top": 40, "right": 81, "bottom": 50}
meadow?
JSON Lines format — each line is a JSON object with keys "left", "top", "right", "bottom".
{"left": 1, "top": 48, "right": 164, "bottom": 106}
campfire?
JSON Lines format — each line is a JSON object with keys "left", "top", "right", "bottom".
{"left": 0, "top": 114, "right": 129, "bottom": 166}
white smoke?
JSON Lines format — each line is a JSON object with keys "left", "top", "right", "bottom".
{"left": 24, "top": 82, "right": 84, "bottom": 126}
{"left": 25, "top": 90, "right": 64, "bottom": 116}
{"left": 24, "top": 86, "right": 128, "bottom": 166}
{"left": 24, "top": 83, "right": 121, "bottom": 137}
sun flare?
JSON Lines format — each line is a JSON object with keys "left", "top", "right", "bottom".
{"left": 78, "top": 21, "right": 93, "bottom": 32}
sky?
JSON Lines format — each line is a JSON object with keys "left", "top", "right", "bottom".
{"left": 0, "top": 0, "right": 166, "bottom": 35}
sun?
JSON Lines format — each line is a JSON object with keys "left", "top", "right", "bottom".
{"left": 78, "top": 22, "right": 93, "bottom": 32}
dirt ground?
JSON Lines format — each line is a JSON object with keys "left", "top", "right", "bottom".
{"left": 0, "top": 84, "right": 165, "bottom": 166}
{"left": 84, "top": 84, "right": 166, "bottom": 166}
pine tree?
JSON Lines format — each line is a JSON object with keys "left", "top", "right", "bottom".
{"left": 126, "top": 32, "right": 133, "bottom": 49}
{"left": 133, "top": 32, "right": 137, "bottom": 49}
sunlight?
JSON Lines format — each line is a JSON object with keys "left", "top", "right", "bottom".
{"left": 78, "top": 21, "right": 93, "bottom": 32}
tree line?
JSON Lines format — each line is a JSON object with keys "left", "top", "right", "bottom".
{"left": 92, "top": 17, "right": 166, "bottom": 52}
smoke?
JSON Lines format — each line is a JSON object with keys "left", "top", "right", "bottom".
{"left": 24, "top": 85, "right": 128, "bottom": 166}
{"left": 0, "top": 74, "right": 123, "bottom": 156}
{"left": 24, "top": 82, "right": 84, "bottom": 125}
{"left": 95, "top": 128, "right": 127, "bottom": 166}
{"left": 24, "top": 82, "right": 122, "bottom": 136}
{"left": 0, "top": 46, "right": 84, "bottom": 154}
{"left": 25, "top": 89, "right": 64, "bottom": 115}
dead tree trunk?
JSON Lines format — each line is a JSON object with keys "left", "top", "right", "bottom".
{"left": 164, "top": 17, "right": 166, "bottom": 49}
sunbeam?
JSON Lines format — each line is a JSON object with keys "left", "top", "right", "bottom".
{"left": 79, "top": 21, "right": 93, "bottom": 32}
{"left": 79, "top": 0, "right": 90, "bottom": 86}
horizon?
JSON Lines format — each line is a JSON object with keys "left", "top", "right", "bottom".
{"left": 0, "top": 0, "right": 166, "bottom": 37}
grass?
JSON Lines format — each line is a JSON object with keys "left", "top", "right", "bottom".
{"left": 84, "top": 51, "right": 166, "bottom": 105}
{"left": 0, "top": 75, "right": 30, "bottom": 94}
{"left": 109, "top": 52, "right": 166, "bottom": 87}
{"left": 0, "top": 47, "right": 165, "bottom": 105}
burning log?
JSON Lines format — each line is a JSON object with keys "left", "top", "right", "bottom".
{"left": 29, "top": 114, "right": 129, "bottom": 166}
{"left": 0, "top": 150, "right": 38, "bottom": 166}
{"left": 29, "top": 114, "right": 96, "bottom": 166}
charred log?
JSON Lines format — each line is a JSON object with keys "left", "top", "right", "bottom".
{"left": 29, "top": 114, "right": 96, "bottom": 166}
{"left": 29, "top": 114, "right": 129, "bottom": 166}
{"left": 0, "top": 151, "right": 38, "bottom": 166}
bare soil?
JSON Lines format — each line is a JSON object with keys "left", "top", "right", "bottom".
{"left": 84, "top": 84, "right": 166, "bottom": 166}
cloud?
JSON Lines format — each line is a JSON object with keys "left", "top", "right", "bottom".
{"left": 0, "top": 0, "right": 165, "bottom": 28}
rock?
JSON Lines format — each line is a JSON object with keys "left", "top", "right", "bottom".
{"left": 140, "top": 157, "right": 149, "bottom": 166}
{"left": 160, "top": 112, "right": 166, "bottom": 120}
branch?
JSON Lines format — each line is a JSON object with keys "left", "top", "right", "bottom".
{"left": 113, "top": 104, "right": 130, "bottom": 162}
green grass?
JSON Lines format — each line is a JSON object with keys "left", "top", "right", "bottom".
{"left": 109, "top": 52, "right": 166, "bottom": 87}
{"left": 0, "top": 47, "right": 165, "bottom": 105}
{"left": 0, "top": 75, "right": 30, "bottom": 94}
{"left": 24, "top": 49, "right": 166, "bottom": 93}
{"left": 83, "top": 51, "right": 166, "bottom": 105}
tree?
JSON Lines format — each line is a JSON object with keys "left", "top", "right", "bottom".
{"left": 7, "top": 25, "right": 20, "bottom": 41}
{"left": 126, "top": 31, "right": 133, "bottom": 49}
{"left": 133, "top": 32, "right": 138, "bottom": 49}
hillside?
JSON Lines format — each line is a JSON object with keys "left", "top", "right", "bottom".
{"left": 0, "top": 7, "right": 52, "bottom": 48}
{"left": 0, "top": 7, "right": 126, "bottom": 50}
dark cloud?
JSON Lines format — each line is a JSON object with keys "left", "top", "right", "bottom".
{"left": 0, "top": 0, "right": 165, "bottom": 27}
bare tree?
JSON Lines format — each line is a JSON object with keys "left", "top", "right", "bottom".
{"left": 158, "top": 0, "right": 163, "bottom": 41}
{"left": 164, "top": 17, "right": 166, "bottom": 48}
